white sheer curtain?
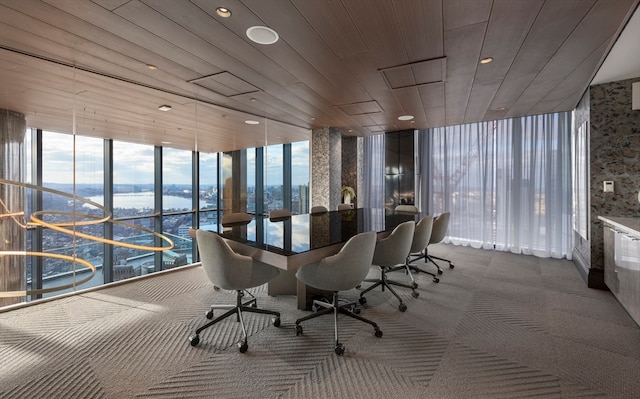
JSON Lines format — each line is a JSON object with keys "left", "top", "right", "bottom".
{"left": 362, "top": 133, "right": 385, "bottom": 209}
{"left": 418, "top": 112, "right": 572, "bottom": 259}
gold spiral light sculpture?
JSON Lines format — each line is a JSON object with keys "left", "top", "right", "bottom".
{"left": 0, "top": 178, "right": 175, "bottom": 299}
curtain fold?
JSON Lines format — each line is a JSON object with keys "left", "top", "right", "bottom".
{"left": 418, "top": 112, "right": 572, "bottom": 259}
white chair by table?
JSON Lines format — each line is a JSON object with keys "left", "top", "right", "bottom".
{"left": 294, "top": 231, "right": 380, "bottom": 356}
{"left": 188, "top": 229, "right": 281, "bottom": 353}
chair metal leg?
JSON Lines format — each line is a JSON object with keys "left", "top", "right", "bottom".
{"left": 359, "top": 266, "right": 416, "bottom": 311}
{"left": 295, "top": 292, "right": 382, "bottom": 355}
{"left": 189, "top": 289, "right": 281, "bottom": 351}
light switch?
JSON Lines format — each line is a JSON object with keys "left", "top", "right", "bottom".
{"left": 603, "top": 181, "right": 614, "bottom": 193}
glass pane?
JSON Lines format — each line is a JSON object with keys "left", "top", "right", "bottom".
{"left": 264, "top": 144, "right": 283, "bottom": 212}
{"left": 246, "top": 148, "right": 256, "bottom": 214}
{"left": 291, "top": 141, "right": 309, "bottom": 214}
{"left": 112, "top": 217, "right": 155, "bottom": 280}
{"left": 162, "top": 214, "right": 194, "bottom": 266}
{"left": 162, "top": 147, "right": 193, "bottom": 213}
{"left": 199, "top": 152, "right": 218, "bottom": 211}
{"left": 112, "top": 141, "right": 155, "bottom": 218}
{"left": 40, "top": 131, "right": 104, "bottom": 296}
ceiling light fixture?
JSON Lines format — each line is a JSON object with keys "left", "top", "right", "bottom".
{"left": 245, "top": 120, "right": 260, "bottom": 125}
{"left": 216, "top": 7, "right": 231, "bottom": 18}
{"left": 146, "top": 64, "right": 158, "bottom": 70}
{"left": 480, "top": 57, "right": 493, "bottom": 64}
{"left": 246, "top": 26, "right": 279, "bottom": 45}
{"left": 158, "top": 105, "right": 172, "bottom": 112}
{"left": 398, "top": 115, "right": 414, "bottom": 121}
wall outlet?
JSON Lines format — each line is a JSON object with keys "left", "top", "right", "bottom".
{"left": 603, "top": 181, "right": 614, "bottom": 193}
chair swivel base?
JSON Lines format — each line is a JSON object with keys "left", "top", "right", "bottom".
{"left": 295, "top": 293, "right": 382, "bottom": 356}
{"left": 189, "top": 290, "right": 280, "bottom": 353}
{"left": 359, "top": 270, "right": 418, "bottom": 312}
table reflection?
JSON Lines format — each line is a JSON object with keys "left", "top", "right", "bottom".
{"left": 215, "top": 208, "right": 416, "bottom": 256}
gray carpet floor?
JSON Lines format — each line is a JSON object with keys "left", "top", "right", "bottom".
{"left": 1, "top": 244, "right": 640, "bottom": 399}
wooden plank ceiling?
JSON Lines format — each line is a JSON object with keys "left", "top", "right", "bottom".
{"left": 0, "top": 0, "right": 638, "bottom": 152}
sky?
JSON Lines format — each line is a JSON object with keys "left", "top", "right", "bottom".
{"left": 35, "top": 130, "right": 309, "bottom": 186}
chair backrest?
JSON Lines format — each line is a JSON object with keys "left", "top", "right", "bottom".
{"left": 269, "top": 208, "right": 292, "bottom": 220}
{"left": 372, "top": 220, "right": 415, "bottom": 267}
{"left": 429, "top": 212, "right": 450, "bottom": 244}
{"left": 310, "top": 205, "right": 328, "bottom": 214}
{"left": 411, "top": 215, "right": 434, "bottom": 254}
{"left": 305, "top": 231, "right": 377, "bottom": 292}
{"left": 395, "top": 204, "right": 419, "bottom": 214}
{"left": 195, "top": 229, "right": 253, "bottom": 290}
{"left": 337, "top": 203, "right": 354, "bottom": 211}
{"left": 221, "top": 212, "right": 252, "bottom": 226}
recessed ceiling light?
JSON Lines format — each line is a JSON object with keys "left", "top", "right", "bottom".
{"left": 146, "top": 64, "right": 158, "bottom": 70}
{"left": 496, "top": 106, "right": 507, "bottom": 111}
{"left": 246, "top": 26, "right": 279, "bottom": 45}
{"left": 480, "top": 57, "right": 493, "bottom": 64}
{"left": 158, "top": 105, "right": 172, "bottom": 112}
{"left": 161, "top": 141, "right": 172, "bottom": 144}
{"left": 245, "top": 120, "right": 260, "bottom": 125}
{"left": 216, "top": 7, "right": 231, "bottom": 18}
{"left": 398, "top": 115, "right": 414, "bottom": 121}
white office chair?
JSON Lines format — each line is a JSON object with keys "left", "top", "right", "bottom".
{"left": 310, "top": 205, "right": 328, "bottom": 214}
{"left": 392, "top": 215, "right": 440, "bottom": 284}
{"left": 394, "top": 204, "right": 419, "bottom": 214}
{"left": 295, "top": 231, "right": 380, "bottom": 356}
{"left": 221, "top": 212, "right": 252, "bottom": 226}
{"left": 188, "top": 229, "right": 281, "bottom": 353}
{"left": 337, "top": 203, "right": 354, "bottom": 211}
{"left": 359, "top": 220, "right": 416, "bottom": 312}
{"left": 423, "top": 212, "right": 454, "bottom": 274}
{"left": 269, "top": 208, "right": 292, "bottom": 220}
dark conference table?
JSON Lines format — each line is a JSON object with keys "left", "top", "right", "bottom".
{"left": 214, "top": 207, "right": 416, "bottom": 309}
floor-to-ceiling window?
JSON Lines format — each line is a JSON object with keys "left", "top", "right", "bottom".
{"left": 416, "top": 112, "right": 572, "bottom": 259}
{"left": 291, "top": 141, "right": 309, "bottom": 214}
{"left": 264, "top": 144, "right": 283, "bottom": 213}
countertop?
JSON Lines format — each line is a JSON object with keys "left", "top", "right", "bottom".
{"left": 598, "top": 216, "right": 640, "bottom": 235}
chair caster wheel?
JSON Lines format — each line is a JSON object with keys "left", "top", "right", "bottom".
{"left": 353, "top": 306, "right": 361, "bottom": 314}
{"left": 295, "top": 325, "right": 303, "bottom": 336}
{"left": 450, "top": 264, "right": 455, "bottom": 269}
{"left": 411, "top": 291, "right": 419, "bottom": 298}
{"left": 273, "top": 317, "right": 281, "bottom": 327}
{"left": 334, "top": 343, "right": 345, "bottom": 356}
{"left": 238, "top": 341, "right": 248, "bottom": 353}
{"left": 433, "top": 277, "right": 440, "bottom": 283}
{"left": 412, "top": 282, "right": 418, "bottom": 289}
{"left": 437, "top": 269, "right": 443, "bottom": 275}
{"left": 355, "top": 284, "right": 361, "bottom": 289}
{"left": 374, "top": 328, "right": 383, "bottom": 338}
{"left": 398, "top": 303, "right": 407, "bottom": 312}
{"left": 205, "top": 310, "right": 214, "bottom": 319}
{"left": 251, "top": 302, "right": 257, "bottom": 308}
{"left": 189, "top": 335, "right": 200, "bottom": 347}
{"left": 359, "top": 297, "right": 367, "bottom": 305}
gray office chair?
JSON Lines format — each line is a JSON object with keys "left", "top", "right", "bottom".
{"left": 295, "top": 231, "right": 380, "bottom": 356}
{"left": 394, "top": 204, "right": 419, "bottom": 214}
{"left": 392, "top": 215, "right": 440, "bottom": 284}
{"left": 423, "top": 212, "right": 454, "bottom": 274}
{"left": 310, "top": 205, "right": 328, "bottom": 214}
{"left": 269, "top": 208, "right": 292, "bottom": 220}
{"left": 337, "top": 203, "right": 354, "bottom": 211}
{"left": 221, "top": 212, "right": 252, "bottom": 226}
{"left": 359, "top": 220, "right": 416, "bottom": 312}
{"left": 188, "top": 229, "right": 281, "bottom": 353}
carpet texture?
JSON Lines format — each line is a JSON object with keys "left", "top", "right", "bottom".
{"left": 1, "top": 244, "right": 639, "bottom": 399}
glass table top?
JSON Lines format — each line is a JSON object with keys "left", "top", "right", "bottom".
{"left": 209, "top": 208, "right": 417, "bottom": 257}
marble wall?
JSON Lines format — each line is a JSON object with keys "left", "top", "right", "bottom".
{"left": 589, "top": 77, "right": 640, "bottom": 288}
{"left": 311, "top": 127, "right": 343, "bottom": 211}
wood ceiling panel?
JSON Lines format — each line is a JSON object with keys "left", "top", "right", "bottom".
{"left": 475, "top": 0, "right": 544, "bottom": 83}
{"left": 342, "top": 0, "right": 408, "bottom": 69}
{"left": 490, "top": 0, "right": 597, "bottom": 109}
{"left": 239, "top": 0, "right": 370, "bottom": 106}
{"left": 394, "top": 0, "right": 444, "bottom": 62}
{"left": 444, "top": 23, "right": 486, "bottom": 126}
{"left": 1, "top": 0, "right": 637, "bottom": 149}
{"left": 291, "top": 0, "right": 367, "bottom": 59}
{"left": 443, "top": 0, "right": 492, "bottom": 30}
